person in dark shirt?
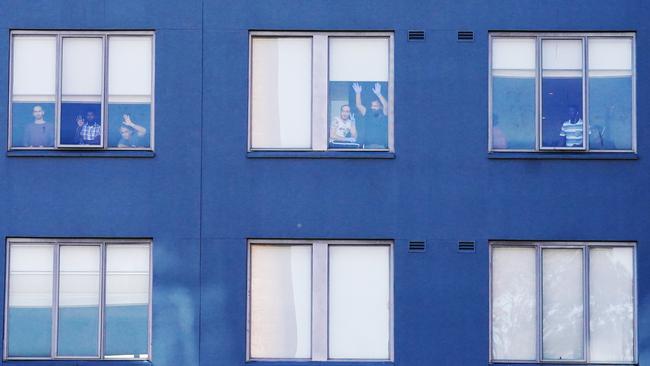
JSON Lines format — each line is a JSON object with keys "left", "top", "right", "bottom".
{"left": 352, "top": 82, "right": 389, "bottom": 149}
{"left": 23, "top": 105, "right": 54, "bottom": 147}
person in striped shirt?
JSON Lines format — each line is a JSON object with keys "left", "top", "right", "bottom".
{"left": 559, "top": 106, "right": 584, "bottom": 148}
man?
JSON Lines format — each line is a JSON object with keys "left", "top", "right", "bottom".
{"left": 352, "top": 82, "right": 389, "bottom": 149}
{"left": 117, "top": 114, "right": 147, "bottom": 148}
{"left": 76, "top": 110, "right": 102, "bottom": 145}
{"left": 23, "top": 105, "right": 54, "bottom": 147}
{"left": 329, "top": 104, "right": 358, "bottom": 148}
{"left": 559, "top": 106, "right": 584, "bottom": 148}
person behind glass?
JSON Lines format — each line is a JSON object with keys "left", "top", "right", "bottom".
{"left": 117, "top": 114, "right": 147, "bottom": 148}
{"left": 23, "top": 105, "right": 54, "bottom": 147}
{"left": 329, "top": 104, "right": 358, "bottom": 146}
{"left": 75, "top": 111, "right": 101, "bottom": 145}
{"left": 559, "top": 105, "right": 584, "bottom": 147}
{"left": 352, "top": 82, "right": 388, "bottom": 149}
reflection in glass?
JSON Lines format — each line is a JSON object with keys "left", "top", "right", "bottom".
{"left": 57, "top": 246, "right": 100, "bottom": 357}
{"left": 491, "top": 247, "right": 536, "bottom": 360}
{"left": 105, "top": 245, "right": 150, "bottom": 358}
{"left": 491, "top": 38, "right": 536, "bottom": 150}
{"left": 541, "top": 40, "right": 584, "bottom": 149}
{"left": 7, "top": 245, "right": 54, "bottom": 357}
{"left": 588, "top": 38, "right": 633, "bottom": 150}
{"left": 329, "top": 246, "right": 390, "bottom": 359}
{"left": 542, "top": 249, "right": 584, "bottom": 360}
{"left": 329, "top": 38, "right": 389, "bottom": 150}
{"left": 251, "top": 38, "right": 312, "bottom": 149}
{"left": 250, "top": 245, "right": 311, "bottom": 359}
{"left": 590, "top": 247, "right": 634, "bottom": 362}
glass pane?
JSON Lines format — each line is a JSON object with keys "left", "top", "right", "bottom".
{"left": 491, "top": 38, "right": 536, "bottom": 150}
{"left": 7, "top": 244, "right": 53, "bottom": 357}
{"left": 250, "top": 245, "right": 311, "bottom": 359}
{"left": 251, "top": 38, "right": 312, "bottom": 149}
{"left": 491, "top": 247, "right": 536, "bottom": 360}
{"left": 57, "top": 246, "right": 100, "bottom": 357}
{"left": 590, "top": 247, "right": 634, "bottom": 362}
{"left": 105, "top": 245, "right": 150, "bottom": 358}
{"left": 542, "top": 248, "right": 584, "bottom": 360}
{"left": 541, "top": 40, "right": 584, "bottom": 149}
{"left": 11, "top": 103, "right": 56, "bottom": 148}
{"left": 12, "top": 36, "right": 56, "bottom": 99}
{"left": 588, "top": 38, "right": 633, "bottom": 151}
{"left": 329, "top": 246, "right": 390, "bottom": 360}
{"left": 108, "top": 36, "right": 152, "bottom": 100}
{"left": 59, "top": 102, "right": 102, "bottom": 146}
{"left": 62, "top": 37, "right": 103, "bottom": 97}
{"left": 329, "top": 38, "right": 389, "bottom": 149}
{"left": 108, "top": 104, "right": 151, "bottom": 148}
{"left": 61, "top": 37, "right": 103, "bottom": 147}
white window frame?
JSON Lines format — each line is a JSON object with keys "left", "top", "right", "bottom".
{"left": 489, "top": 241, "right": 637, "bottom": 364}
{"left": 8, "top": 30, "right": 156, "bottom": 151}
{"left": 488, "top": 32, "right": 636, "bottom": 153}
{"left": 3, "top": 238, "right": 153, "bottom": 361}
{"left": 248, "top": 31, "right": 395, "bottom": 152}
{"left": 246, "top": 239, "right": 394, "bottom": 362}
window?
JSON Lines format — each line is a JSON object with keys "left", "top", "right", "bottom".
{"left": 4, "top": 239, "right": 152, "bottom": 360}
{"left": 247, "top": 239, "right": 392, "bottom": 361}
{"left": 249, "top": 32, "right": 394, "bottom": 152}
{"left": 489, "top": 33, "right": 635, "bottom": 152}
{"left": 9, "top": 31, "right": 154, "bottom": 150}
{"left": 490, "top": 241, "right": 636, "bottom": 363}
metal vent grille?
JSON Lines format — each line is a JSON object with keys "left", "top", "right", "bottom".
{"left": 408, "top": 30, "right": 425, "bottom": 41}
{"left": 409, "top": 241, "right": 426, "bottom": 253}
{"left": 458, "top": 241, "right": 475, "bottom": 252}
{"left": 457, "top": 31, "right": 474, "bottom": 42}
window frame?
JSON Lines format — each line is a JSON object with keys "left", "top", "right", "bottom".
{"left": 246, "top": 239, "right": 394, "bottom": 362}
{"left": 488, "top": 32, "right": 636, "bottom": 153}
{"left": 247, "top": 31, "right": 395, "bottom": 153}
{"left": 488, "top": 241, "right": 638, "bottom": 364}
{"left": 3, "top": 238, "right": 153, "bottom": 361}
{"left": 8, "top": 30, "right": 156, "bottom": 152}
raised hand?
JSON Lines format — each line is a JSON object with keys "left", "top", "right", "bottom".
{"left": 352, "top": 82, "right": 362, "bottom": 94}
{"left": 372, "top": 82, "right": 382, "bottom": 96}
{"left": 122, "top": 114, "right": 134, "bottom": 126}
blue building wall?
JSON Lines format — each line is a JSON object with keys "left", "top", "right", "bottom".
{"left": 1, "top": 0, "right": 650, "bottom": 365}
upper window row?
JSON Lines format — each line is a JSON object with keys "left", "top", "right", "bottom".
{"left": 9, "top": 31, "right": 154, "bottom": 150}
{"left": 249, "top": 32, "right": 394, "bottom": 152}
{"left": 490, "top": 33, "right": 636, "bottom": 152}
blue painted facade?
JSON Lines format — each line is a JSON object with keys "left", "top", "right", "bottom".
{"left": 1, "top": 0, "right": 649, "bottom": 365}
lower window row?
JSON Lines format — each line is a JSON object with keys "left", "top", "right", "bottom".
{"left": 4, "top": 239, "right": 151, "bottom": 360}
{"left": 3, "top": 239, "right": 636, "bottom": 364}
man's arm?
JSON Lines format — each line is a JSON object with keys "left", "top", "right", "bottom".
{"left": 373, "top": 83, "right": 389, "bottom": 116}
{"left": 122, "top": 114, "right": 147, "bottom": 136}
{"left": 352, "top": 83, "right": 366, "bottom": 116}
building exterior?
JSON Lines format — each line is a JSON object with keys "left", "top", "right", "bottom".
{"left": 0, "top": 0, "right": 649, "bottom": 365}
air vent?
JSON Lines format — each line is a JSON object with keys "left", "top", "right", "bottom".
{"left": 457, "top": 31, "right": 474, "bottom": 42}
{"left": 408, "top": 30, "right": 425, "bottom": 41}
{"left": 458, "top": 241, "right": 475, "bottom": 253}
{"left": 409, "top": 241, "right": 426, "bottom": 253}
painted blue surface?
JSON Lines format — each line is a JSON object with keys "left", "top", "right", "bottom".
{"left": 0, "top": 1, "right": 649, "bottom": 366}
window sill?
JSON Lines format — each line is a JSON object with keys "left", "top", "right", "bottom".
{"left": 247, "top": 151, "right": 395, "bottom": 159}
{"left": 488, "top": 152, "right": 638, "bottom": 160}
{"left": 7, "top": 150, "right": 156, "bottom": 158}
{"left": 3, "top": 360, "right": 151, "bottom": 365}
